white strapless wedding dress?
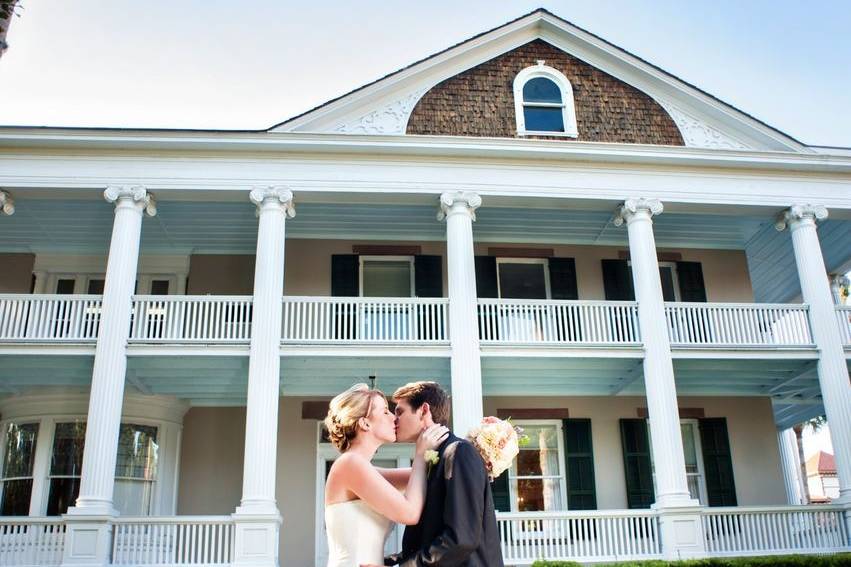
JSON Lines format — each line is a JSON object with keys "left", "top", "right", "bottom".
{"left": 325, "top": 499, "right": 393, "bottom": 567}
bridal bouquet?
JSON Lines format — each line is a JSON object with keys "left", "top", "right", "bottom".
{"left": 467, "top": 416, "right": 529, "bottom": 481}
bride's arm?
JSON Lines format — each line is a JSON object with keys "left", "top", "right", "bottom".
{"left": 375, "top": 467, "right": 412, "bottom": 490}
{"left": 333, "top": 425, "right": 446, "bottom": 525}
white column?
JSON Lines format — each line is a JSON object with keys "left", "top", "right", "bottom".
{"left": 63, "top": 186, "right": 155, "bottom": 567}
{"left": 233, "top": 186, "right": 293, "bottom": 567}
{"left": 0, "top": 189, "right": 14, "bottom": 215}
{"left": 777, "top": 204, "right": 851, "bottom": 505}
{"left": 830, "top": 274, "right": 849, "bottom": 305}
{"left": 73, "top": 186, "right": 156, "bottom": 514}
{"left": 614, "top": 198, "right": 704, "bottom": 559}
{"left": 777, "top": 428, "right": 805, "bottom": 505}
{"left": 439, "top": 191, "right": 484, "bottom": 437}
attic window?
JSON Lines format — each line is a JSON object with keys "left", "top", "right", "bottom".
{"left": 514, "top": 62, "right": 578, "bottom": 138}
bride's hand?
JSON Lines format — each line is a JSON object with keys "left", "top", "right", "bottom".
{"left": 415, "top": 424, "right": 449, "bottom": 456}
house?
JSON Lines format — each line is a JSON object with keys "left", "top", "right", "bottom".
{"left": 807, "top": 451, "right": 840, "bottom": 503}
{"left": 0, "top": 8, "right": 850, "bottom": 567}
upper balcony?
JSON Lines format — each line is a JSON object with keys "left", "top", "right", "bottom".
{"left": 0, "top": 293, "right": 839, "bottom": 354}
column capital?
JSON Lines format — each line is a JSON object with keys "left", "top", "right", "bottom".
{"left": 0, "top": 189, "right": 14, "bottom": 215}
{"left": 437, "top": 191, "right": 482, "bottom": 221}
{"left": 774, "top": 204, "right": 828, "bottom": 231}
{"left": 613, "top": 197, "right": 663, "bottom": 226}
{"left": 249, "top": 185, "right": 296, "bottom": 218}
{"left": 103, "top": 185, "right": 157, "bottom": 216}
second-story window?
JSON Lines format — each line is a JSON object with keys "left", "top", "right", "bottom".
{"left": 360, "top": 257, "right": 414, "bottom": 298}
{"left": 513, "top": 62, "right": 578, "bottom": 137}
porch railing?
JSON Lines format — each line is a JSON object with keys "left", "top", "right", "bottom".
{"left": 702, "top": 505, "right": 849, "bottom": 556}
{"left": 496, "top": 510, "right": 661, "bottom": 564}
{"left": 478, "top": 300, "right": 640, "bottom": 345}
{"left": 0, "top": 517, "right": 66, "bottom": 567}
{"left": 112, "top": 516, "right": 235, "bottom": 565}
{"left": 665, "top": 303, "right": 813, "bottom": 347}
{"left": 281, "top": 296, "right": 449, "bottom": 343}
{"left": 129, "top": 296, "right": 253, "bottom": 343}
{"left": 0, "top": 294, "right": 103, "bottom": 342}
{"left": 837, "top": 305, "right": 851, "bottom": 346}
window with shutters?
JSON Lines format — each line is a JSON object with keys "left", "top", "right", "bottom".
{"left": 513, "top": 63, "right": 578, "bottom": 137}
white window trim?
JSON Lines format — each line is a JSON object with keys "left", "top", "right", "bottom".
{"left": 625, "top": 260, "right": 682, "bottom": 302}
{"left": 647, "top": 418, "right": 709, "bottom": 505}
{"left": 358, "top": 255, "right": 415, "bottom": 298}
{"left": 513, "top": 63, "right": 578, "bottom": 138}
{"left": 508, "top": 419, "right": 567, "bottom": 513}
{"left": 495, "top": 257, "right": 552, "bottom": 300}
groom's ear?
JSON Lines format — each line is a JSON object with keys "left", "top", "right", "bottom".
{"left": 419, "top": 402, "right": 432, "bottom": 421}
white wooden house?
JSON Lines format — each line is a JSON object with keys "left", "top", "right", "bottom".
{"left": 0, "top": 9, "right": 849, "bottom": 567}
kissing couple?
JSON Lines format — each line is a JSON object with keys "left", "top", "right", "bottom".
{"left": 323, "top": 381, "right": 506, "bottom": 567}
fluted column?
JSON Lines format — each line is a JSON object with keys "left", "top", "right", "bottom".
{"left": 237, "top": 186, "right": 294, "bottom": 516}
{"left": 0, "top": 189, "right": 14, "bottom": 215}
{"left": 614, "top": 198, "right": 704, "bottom": 559}
{"left": 777, "top": 428, "right": 805, "bottom": 505}
{"left": 614, "top": 198, "right": 694, "bottom": 508}
{"left": 71, "top": 186, "right": 156, "bottom": 515}
{"left": 777, "top": 205, "right": 851, "bottom": 505}
{"left": 439, "top": 191, "right": 483, "bottom": 436}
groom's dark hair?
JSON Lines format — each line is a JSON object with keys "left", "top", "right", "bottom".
{"left": 392, "top": 381, "right": 451, "bottom": 426}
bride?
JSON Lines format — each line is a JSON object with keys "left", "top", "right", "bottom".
{"left": 323, "top": 383, "right": 448, "bottom": 567}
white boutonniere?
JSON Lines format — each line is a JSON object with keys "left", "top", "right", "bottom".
{"left": 424, "top": 449, "right": 440, "bottom": 475}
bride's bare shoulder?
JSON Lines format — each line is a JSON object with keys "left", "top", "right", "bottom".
{"left": 328, "top": 452, "right": 371, "bottom": 475}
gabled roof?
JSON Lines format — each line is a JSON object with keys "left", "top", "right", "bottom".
{"left": 806, "top": 451, "right": 836, "bottom": 475}
{"left": 271, "top": 8, "right": 810, "bottom": 153}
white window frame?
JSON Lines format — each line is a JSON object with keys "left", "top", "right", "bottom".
{"left": 495, "top": 257, "right": 552, "bottom": 300}
{"left": 513, "top": 63, "right": 578, "bottom": 138}
{"left": 358, "top": 255, "right": 415, "bottom": 298}
{"left": 648, "top": 418, "right": 709, "bottom": 505}
{"left": 508, "top": 419, "right": 567, "bottom": 513}
{"left": 0, "top": 420, "right": 41, "bottom": 516}
{"left": 314, "top": 422, "right": 414, "bottom": 566}
{"left": 625, "top": 260, "right": 682, "bottom": 302}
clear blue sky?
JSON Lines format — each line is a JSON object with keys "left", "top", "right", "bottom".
{"left": 1, "top": 1, "right": 850, "bottom": 146}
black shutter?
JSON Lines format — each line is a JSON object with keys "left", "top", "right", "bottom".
{"left": 474, "top": 256, "right": 498, "bottom": 298}
{"left": 677, "top": 261, "right": 707, "bottom": 302}
{"left": 490, "top": 470, "right": 511, "bottom": 512}
{"left": 331, "top": 255, "right": 359, "bottom": 297}
{"left": 602, "top": 260, "right": 635, "bottom": 301}
{"left": 563, "top": 419, "right": 597, "bottom": 510}
{"left": 549, "top": 258, "right": 578, "bottom": 300}
{"left": 619, "top": 419, "right": 655, "bottom": 509}
{"left": 414, "top": 255, "right": 443, "bottom": 297}
{"left": 699, "top": 418, "right": 737, "bottom": 507}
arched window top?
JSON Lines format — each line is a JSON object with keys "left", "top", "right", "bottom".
{"left": 513, "top": 62, "right": 578, "bottom": 138}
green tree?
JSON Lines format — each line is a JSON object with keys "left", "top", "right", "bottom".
{"left": 0, "top": 1, "right": 20, "bottom": 57}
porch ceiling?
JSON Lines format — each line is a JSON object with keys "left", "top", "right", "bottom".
{"left": 3, "top": 197, "right": 849, "bottom": 304}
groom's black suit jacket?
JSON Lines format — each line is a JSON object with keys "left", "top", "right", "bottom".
{"left": 386, "top": 433, "right": 504, "bottom": 567}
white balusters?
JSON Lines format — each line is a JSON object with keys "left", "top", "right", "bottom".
{"left": 0, "top": 518, "right": 66, "bottom": 566}
{"left": 477, "top": 300, "right": 640, "bottom": 345}
{"left": 111, "top": 517, "right": 235, "bottom": 565}
{"left": 280, "top": 297, "right": 449, "bottom": 343}
{"left": 496, "top": 510, "right": 661, "bottom": 564}
{"left": 665, "top": 303, "right": 813, "bottom": 347}
{"left": 0, "top": 295, "right": 103, "bottom": 341}
{"left": 837, "top": 306, "right": 851, "bottom": 346}
{"left": 702, "top": 506, "right": 849, "bottom": 556}
{"left": 129, "top": 296, "right": 253, "bottom": 343}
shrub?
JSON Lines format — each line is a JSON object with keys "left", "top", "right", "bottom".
{"left": 530, "top": 554, "right": 851, "bottom": 567}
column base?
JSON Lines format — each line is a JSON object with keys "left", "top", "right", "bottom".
{"left": 652, "top": 502, "right": 707, "bottom": 560}
{"left": 232, "top": 510, "right": 282, "bottom": 567}
{"left": 60, "top": 514, "right": 114, "bottom": 567}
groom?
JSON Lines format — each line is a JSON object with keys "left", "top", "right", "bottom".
{"left": 377, "top": 381, "right": 504, "bottom": 567}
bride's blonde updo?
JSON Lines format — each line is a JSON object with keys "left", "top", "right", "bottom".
{"left": 324, "top": 383, "right": 388, "bottom": 452}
